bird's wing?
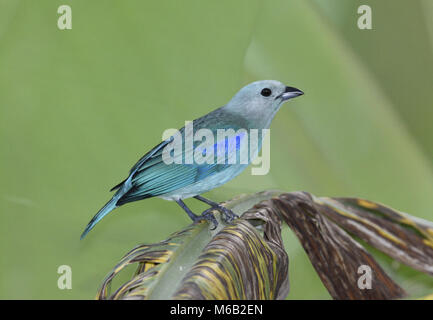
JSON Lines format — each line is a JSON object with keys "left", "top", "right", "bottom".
{"left": 109, "top": 138, "right": 172, "bottom": 192}
{"left": 115, "top": 126, "right": 249, "bottom": 205}
{"left": 116, "top": 163, "right": 230, "bottom": 205}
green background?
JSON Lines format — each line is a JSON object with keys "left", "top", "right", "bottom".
{"left": 1, "top": 0, "right": 432, "bottom": 299}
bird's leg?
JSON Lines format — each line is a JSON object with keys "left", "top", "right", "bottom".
{"left": 176, "top": 199, "right": 218, "bottom": 229}
{"left": 193, "top": 195, "right": 239, "bottom": 223}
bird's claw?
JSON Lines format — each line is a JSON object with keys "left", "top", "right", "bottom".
{"left": 196, "top": 205, "right": 238, "bottom": 230}
{"left": 215, "top": 205, "right": 239, "bottom": 224}
{"left": 195, "top": 210, "right": 218, "bottom": 230}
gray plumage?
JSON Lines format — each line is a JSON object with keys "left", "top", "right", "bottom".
{"left": 81, "top": 80, "right": 303, "bottom": 239}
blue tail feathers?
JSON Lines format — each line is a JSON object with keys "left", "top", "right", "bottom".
{"left": 80, "top": 197, "right": 118, "bottom": 240}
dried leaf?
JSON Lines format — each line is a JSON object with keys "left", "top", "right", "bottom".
{"left": 270, "top": 192, "right": 406, "bottom": 299}
{"left": 97, "top": 191, "right": 433, "bottom": 300}
{"left": 173, "top": 205, "right": 288, "bottom": 299}
{"left": 97, "top": 192, "right": 288, "bottom": 300}
{"left": 315, "top": 197, "right": 433, "bottom": 276}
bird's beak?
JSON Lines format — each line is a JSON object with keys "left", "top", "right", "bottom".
{"left": 277, "top": 86, "right": 304, "bottom": 101}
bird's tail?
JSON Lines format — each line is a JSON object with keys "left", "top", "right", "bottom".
{"left": 80, "top": 197, "right": 118, "bottom": 240}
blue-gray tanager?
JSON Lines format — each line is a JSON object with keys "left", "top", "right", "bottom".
{"left": 81, "top": 80, "right": 303, "bottom": 239}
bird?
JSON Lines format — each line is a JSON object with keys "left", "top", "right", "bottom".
{"left": 80, "top": 80, "right": 303, "bottom": 239}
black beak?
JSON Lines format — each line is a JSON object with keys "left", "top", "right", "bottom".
{"left": 278, "top": 86, "right": 304, "bottom": 101}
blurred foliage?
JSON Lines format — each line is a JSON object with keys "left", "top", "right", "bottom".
{"left": 0, "top": 0, "right": 432, "bottom": 299}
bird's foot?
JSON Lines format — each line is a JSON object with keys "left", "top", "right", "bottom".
{"left": 213, "top": 205, "right": 239, "bottom": 224}
{"left": 194, "top": 205, "right": 238, "bottom": 230}
{"left": 195, "top": 210, "right": 218, "bottom": 230}
{"left": 192, "top": 196, "right": 238, "bottom": 224}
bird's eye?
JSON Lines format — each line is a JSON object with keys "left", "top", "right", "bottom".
{"left": 260, "top": 88, "right": 272, "bottom": 97}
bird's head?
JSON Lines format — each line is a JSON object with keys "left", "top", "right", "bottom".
{"left": 225, "top": 80, "right": 304, "bottom": 128}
